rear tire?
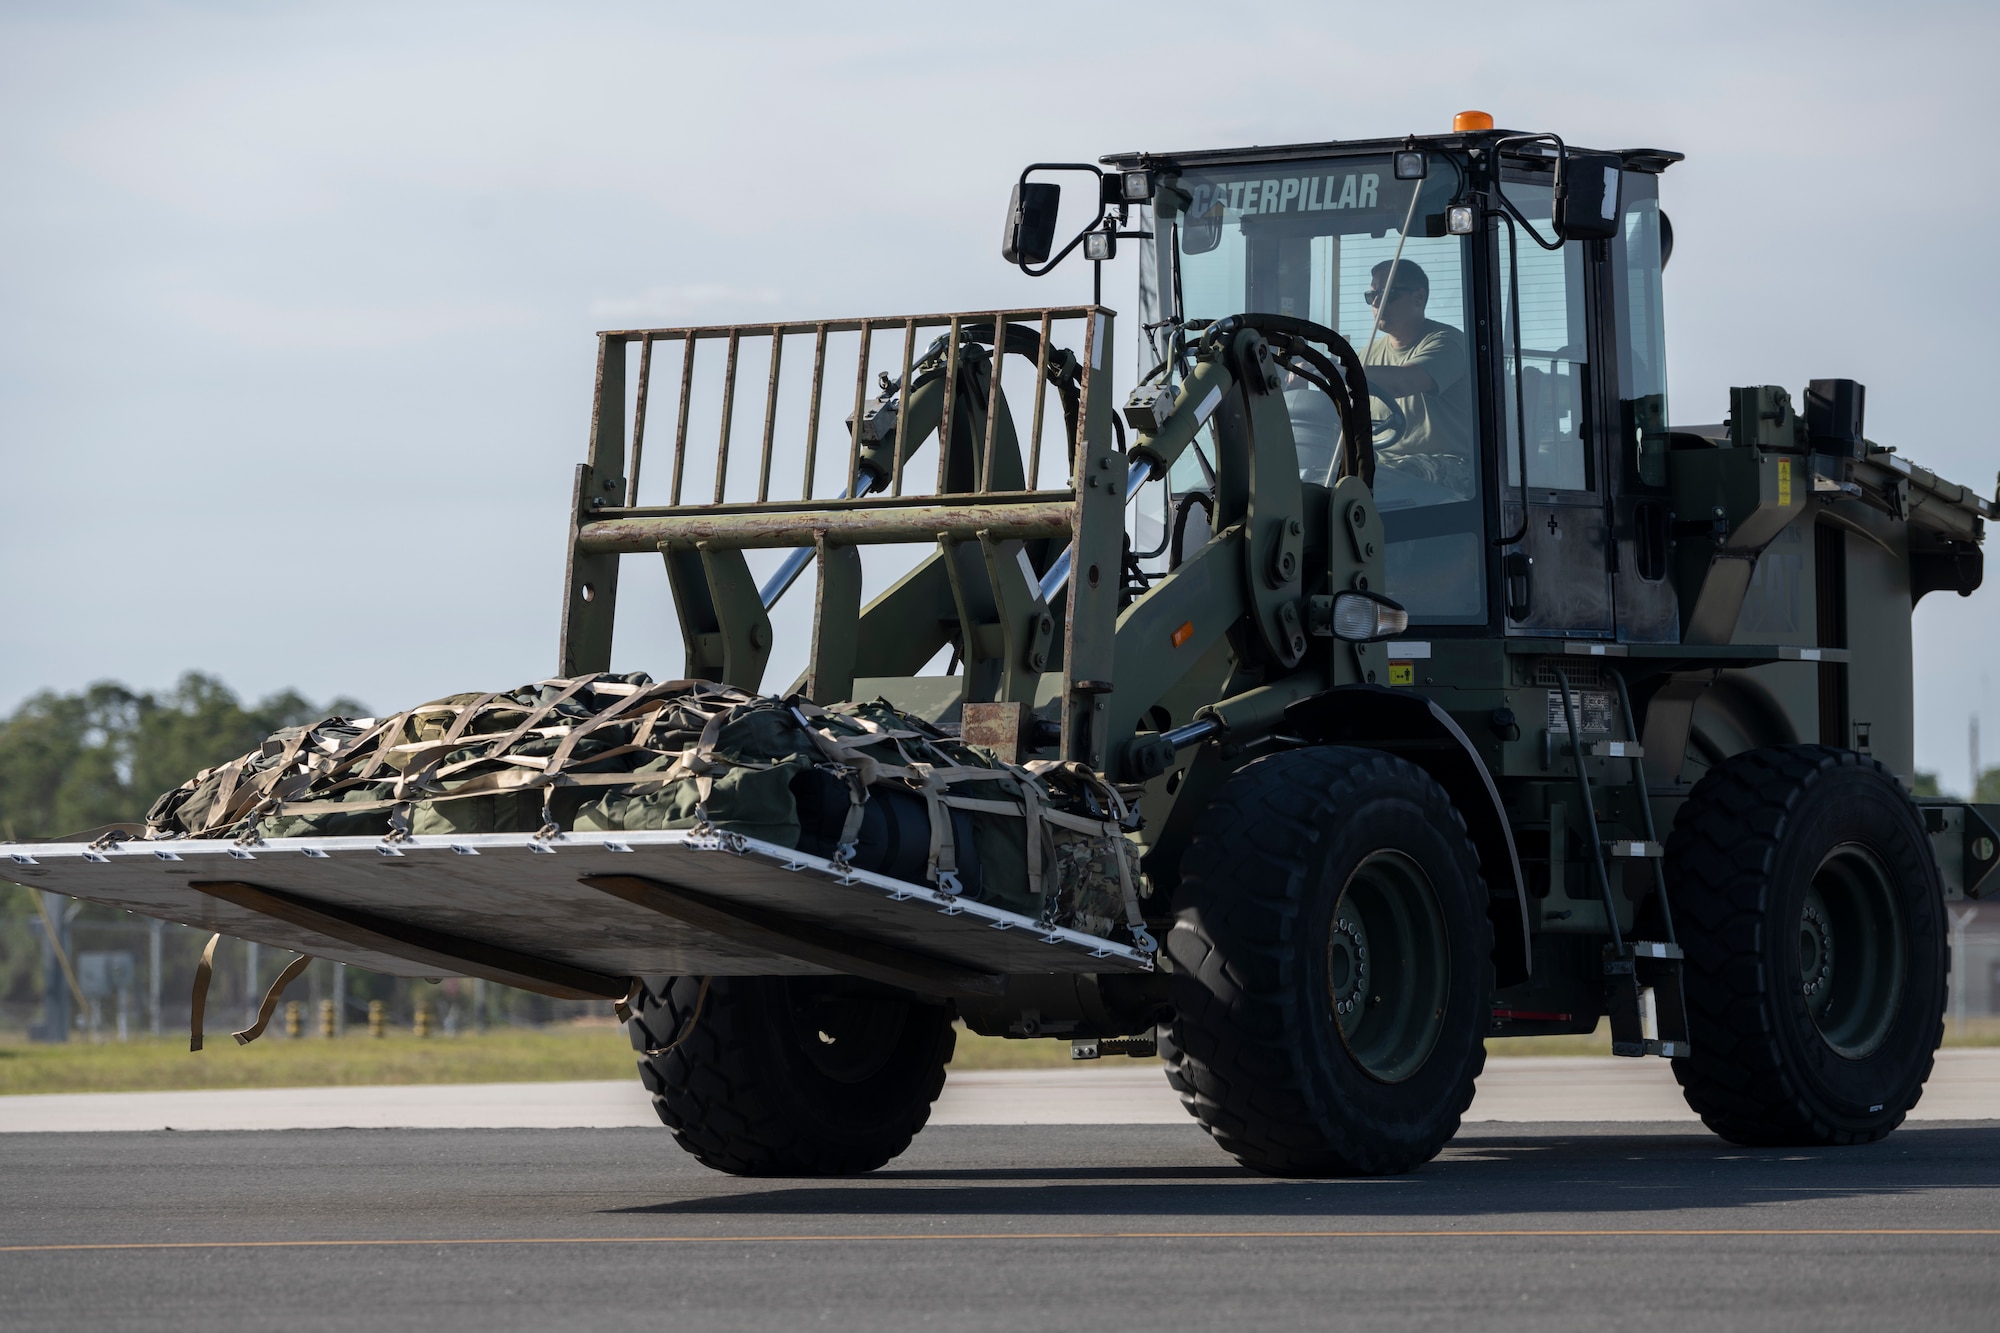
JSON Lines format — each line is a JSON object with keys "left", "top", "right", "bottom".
{"left": 1666, "top": 745, "right": 1946, "bottom": 1146}
{"left": 628, "top": 975, "right": 955, "bottom": 1175}
{"left": 1165, "top": 746, "right": 1492, "bottom": 1176}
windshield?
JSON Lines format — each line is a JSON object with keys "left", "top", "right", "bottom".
{"left": 1175, "top": 156, "right": 1486, "bottom": 624}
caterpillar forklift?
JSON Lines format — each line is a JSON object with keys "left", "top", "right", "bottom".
{"left": 12, "top": 112, "right": 1994, "bottom": 1178}
{"left": 591, "top": 110, "right": 1994, "bottom": 1174}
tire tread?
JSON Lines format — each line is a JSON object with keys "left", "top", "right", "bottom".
{"left": 627, "top": 976, "right": 954, "bottom": 1175}
{"left": 1164, "top": 746, "right": 1491, "bottom": 1175}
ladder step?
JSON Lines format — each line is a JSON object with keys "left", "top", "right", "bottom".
{"left": 1071, "top": 1031, "right": 1158, "bottom": 1060}
{"left": 1607, "top": 840, "right": 1664, "bottom": 859}
{"left": 1614, "top": 1039, "right": 1691, "bottom": 1059}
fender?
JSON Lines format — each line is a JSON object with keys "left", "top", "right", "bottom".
{"left": 1285, "top": 684, "right": 1532, "bottom": 987}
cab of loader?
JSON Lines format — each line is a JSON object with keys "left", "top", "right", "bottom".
{"left": 1083, "top": 127, "right": 1684, "bottom": 643}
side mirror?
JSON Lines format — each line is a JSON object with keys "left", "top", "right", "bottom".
{"left": 1180, "top": 182, "right": 1223, "bottom": 256}
{"left": 1553, "top": 152, "right": 1622, "bottom": 241}
{"left": 1002, "top": 183, "right": 1061, "bottom": 265}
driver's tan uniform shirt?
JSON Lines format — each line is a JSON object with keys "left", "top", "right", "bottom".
{"left": 1363, "top": 318, "right": 1476, "bottom": 497}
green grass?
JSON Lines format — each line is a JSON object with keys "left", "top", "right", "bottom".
{"left": 1484, "top": 1015, "right": 2000, "bottom": 1056}
{"left": 0, "top": 1022, "right": 1116, "bottom": 1095}
{"left": 0, "top": 1025, "right": 640, "bottom": 1096}
{"left": 6, "top": 1016, "right": 1997, "bottom": 1097}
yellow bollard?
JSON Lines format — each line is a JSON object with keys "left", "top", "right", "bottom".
{"left": 413, "top": 998, "right": 432, "bottom": 1038}
{"left": 368, "top": 999, "right": 385, "bottom": 1038}
{"left": 284, "top": 1001, "right": 302, "bottom": 1039}
{"left": 319, "top": 999, "right": 335, "bottom": 1039}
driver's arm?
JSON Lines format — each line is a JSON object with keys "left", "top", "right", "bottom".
{"left": 1363, "top": 363, "right": 1437, "bottom": 397}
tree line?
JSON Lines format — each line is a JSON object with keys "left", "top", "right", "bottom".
{"left": 0, "top": 672, "right": 362, "bottom": 844}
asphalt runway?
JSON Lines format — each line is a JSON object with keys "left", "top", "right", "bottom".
{"left": 5, "top": 1121, "right": 1999, "bottom": 1332}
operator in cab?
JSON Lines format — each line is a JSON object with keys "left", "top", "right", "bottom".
{"left": 1360, "top": 260, "right": 1476, "bottom": 504}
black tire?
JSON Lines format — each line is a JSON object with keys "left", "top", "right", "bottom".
{"left": 627, "top": 975, "right": 955, "bottom": 1175}
{"left": 1165, "top": 746, "right": 1492, "bottom": 1176}
{"left": 1666, "top": 745, "right": 1947, "bottom": 1146}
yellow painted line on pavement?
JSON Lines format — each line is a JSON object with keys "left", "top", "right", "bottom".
{"left": 4, "top": 1228, "right": 1998, "bottom": 1254}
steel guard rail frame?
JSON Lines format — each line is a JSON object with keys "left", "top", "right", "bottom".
{"left": 556, "top": 305, "right": 1126, "bottom": 768}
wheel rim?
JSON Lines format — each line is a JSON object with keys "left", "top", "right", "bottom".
{"left": 785, "top": 985, "right": 907, "bottom": 1084}
{"left": 1800, "top": 844, "right": 1905, "bottom": 1060}
{"left": 1327, "top": 850, "right": 1449, "bottom": 1083}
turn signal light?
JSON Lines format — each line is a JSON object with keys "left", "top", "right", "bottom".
{"left": 1453, "top": 110, "right": 1494, "bottom": 132}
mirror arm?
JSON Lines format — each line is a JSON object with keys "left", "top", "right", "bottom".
{"left": 1487, "top": 133, "right": 1571, "bottom": 252}
{"left": 1013, "top": 162, "right": 1110, "bottom": 278}
{"left": 1488, "top": 183, "right": 1564, "bottom": 253}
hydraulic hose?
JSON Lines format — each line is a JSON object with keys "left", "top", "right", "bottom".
{"left": 1221, "top": 313, "right": 1376, "bottom": 488}
{"left": 1169, "top": 489, "right": 1213, "bottom": 569}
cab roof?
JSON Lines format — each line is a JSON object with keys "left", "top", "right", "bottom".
{"left": 1102, "top": 131, "right": 1683, "bottom": 175}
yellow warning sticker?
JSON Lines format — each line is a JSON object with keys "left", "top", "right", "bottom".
{"left": 1389, "top": 661, "right": 1415, "bottom": 686}
{"left": 1778, "top": 458, "right": 1792, "bottom": 507}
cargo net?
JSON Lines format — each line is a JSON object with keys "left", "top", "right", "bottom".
{"left": 140, "top": 674, "right": 1151, "bottom": 946}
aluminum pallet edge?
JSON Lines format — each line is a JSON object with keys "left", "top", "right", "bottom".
{"left": 2, "top": 830, "right": 1153, "bottom": 1001}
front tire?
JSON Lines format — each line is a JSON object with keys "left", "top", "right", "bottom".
{"left": 1666, "top": 745, "right": 1946, "bottom": 1145}
{"left": 1165, "top": 746, "right": 1492, "bottom": 1176}
{"left": 628, "top": 976, "right": 955, "bottom": 1175}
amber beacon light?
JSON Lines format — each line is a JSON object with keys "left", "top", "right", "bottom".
{"left": 1453, "top": 110, "right": 1495, "bottom": 132}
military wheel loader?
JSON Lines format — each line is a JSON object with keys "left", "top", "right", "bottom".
{"left": 11, "top": 114, "right": 1997, "bottom": 1177}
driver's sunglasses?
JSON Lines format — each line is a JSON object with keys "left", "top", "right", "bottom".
{"left": 1364, "top": 287, "right": 1420, "bottom": 306}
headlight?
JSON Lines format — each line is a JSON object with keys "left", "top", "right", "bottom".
{"left": 1331, "top": 591, "right": 1410, "bottom": 642}
{"left": 1084, "top": 230, "right": 1116, "bottom": 262}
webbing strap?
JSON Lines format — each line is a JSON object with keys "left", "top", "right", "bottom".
{"left": 908, "top": 763, "right": 959, "bottom": 889}
{"left": 355, "top": 710, "right": 416, "bottom": 781}
{"left": 217, "top": 726, "right": 320, "bottom": 835}
{"left": 204, "top": 755, "right": 249, "bottom": 831}
{"left": 426, "top": 677, "right": 598, "bottom": 785}
{"left": 540, "top": 679, "right": 685, "bottom": 778}
{"left": 794, "top": 710, "right": 1068, "bottom": 898}
{"left": 232, "top": 953, "right": 314, "bottom": 1046}
{"left": 642, "top": 976, "right": 713, "bottom": 1057}
{"left": 441, "top": 692, "right": 500, "bottom": 745}
{"left": 189, "top": 933, "right": 221, "bottom": 1052}
{"left": 613, "top": 977, "right": 642, "bottom": 1024}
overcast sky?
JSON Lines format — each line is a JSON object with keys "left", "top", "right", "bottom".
{"left": 2, "top": 0, "right": 1995, "bottom": 787}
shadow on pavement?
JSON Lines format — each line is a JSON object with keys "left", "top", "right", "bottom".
{"left": 608, "top": 1126, "right": 2000, "bottom": 1220}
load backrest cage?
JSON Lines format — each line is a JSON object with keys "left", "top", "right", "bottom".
{"left": 558, "top": 305, "right": 1127, "bottom": 768}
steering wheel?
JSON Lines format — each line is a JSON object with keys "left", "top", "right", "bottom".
{"left": 1369, "top": 391, "right": 1407, "bottom": 452}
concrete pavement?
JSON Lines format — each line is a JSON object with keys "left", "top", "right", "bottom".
{"left": 3, "top": 1049, "right": 1995, "bottom": 1132}
{"left": 4, "top": 1121, "right": 1999, "bottom": 1332}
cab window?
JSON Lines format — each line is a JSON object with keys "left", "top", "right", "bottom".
{"left": 1178, "top": 158, "right": 1486, "bottom": 624}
